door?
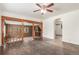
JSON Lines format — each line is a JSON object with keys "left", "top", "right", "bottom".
{"left": 55, "top": 19, "right": 62, "bottom": 39}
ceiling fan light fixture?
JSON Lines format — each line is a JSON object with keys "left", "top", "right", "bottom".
{"left": 41, "top": 9, "right": 46, "bottom": 15}
{"left": 34, "top": 3, "right": 54, "bottom": 15}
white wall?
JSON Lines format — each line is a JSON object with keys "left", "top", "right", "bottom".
{"left": 43, "top": 10, "right": 79, "bottom": 45}
{"left": 43, "top": 17, "right": 55, "bottom": 39}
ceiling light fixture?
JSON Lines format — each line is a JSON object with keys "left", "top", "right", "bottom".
{"left": 33, "top": 3, "right": 54, "bottom": 15}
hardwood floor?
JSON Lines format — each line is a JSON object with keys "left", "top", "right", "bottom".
{"left": 0, "top": 37, "right": 79, "bottom": 55}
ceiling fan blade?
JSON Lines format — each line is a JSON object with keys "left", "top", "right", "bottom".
{"left": 33, "top": 9, "right": 40, "bottom": 12}
{"left": 47, "top": 3, "right": 54, "bottom": 8}
{"left": 46, "top": 9, "right": 53, "bottom": 12}
{"left": 36, "top": 3, "right": 41, "bottom": 8}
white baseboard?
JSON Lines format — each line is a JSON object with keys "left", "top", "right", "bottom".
{"left": 44, "top": 37, "right": 79, "bottom": 46}
{"left": 62, "top": 40, "right": 79, "bottom": 46}
{"left": 43, "top": 36, "right": 54, "bottom": 40}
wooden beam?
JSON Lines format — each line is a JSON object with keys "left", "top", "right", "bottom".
{"left": 2, "top": 16, "right": 42, "bottom": 24}
{"left": 6, "top": 24, "right": 8, "bottom": 44}
{"left": 21, "top": 25, "right": 24, "bottom": 41}
{"left": 1, "top": 16, "right": 5, "bottom": 46}
{"left": 32, "top": 23, "right": 35, "bottom": 39}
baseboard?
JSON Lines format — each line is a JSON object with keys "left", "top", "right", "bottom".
{"left": 62, "top": 40, "right": 79, "bottom": 46}
{"left": 44, "top": 37, "right": 79, "bottom": 46}
{"left": 43, "top": 37, "right": 53, "bottom": 40}
{"left": 43, "top": 36, "right": 54, "bottom": 40}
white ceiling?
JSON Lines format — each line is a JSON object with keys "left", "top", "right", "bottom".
{"left": 0, "top": 3, "right": 79, "bottom": 19}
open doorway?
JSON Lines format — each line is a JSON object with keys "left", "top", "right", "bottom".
{"left": 54, "top": 18, "right": 62, "bottom": 39}
{"left": 54, "top": 18, "right": 64, "bottom": 54}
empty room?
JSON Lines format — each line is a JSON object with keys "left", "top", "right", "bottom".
{"left": 0, "top": 3, "right": 79, "bottom": 55}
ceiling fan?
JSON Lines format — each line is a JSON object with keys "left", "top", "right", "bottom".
{"left": 33, "top": 3, "right": 54, "bottom": 15}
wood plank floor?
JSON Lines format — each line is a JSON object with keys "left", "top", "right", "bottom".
{"left": 0, "top": 37, "right": 79, "bottom": 55}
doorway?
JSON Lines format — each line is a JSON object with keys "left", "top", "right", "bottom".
{"left": 54, "top": 18, "right": 62, "bottom": 39}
